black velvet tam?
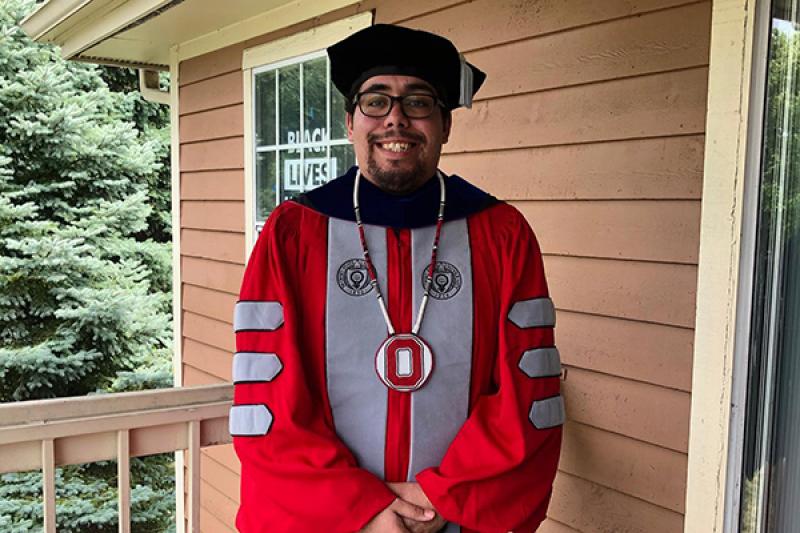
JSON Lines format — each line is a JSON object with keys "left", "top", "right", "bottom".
{"left": 327, "top": 24, "right": 486, "bottom": 110}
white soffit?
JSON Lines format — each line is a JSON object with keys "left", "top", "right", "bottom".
{"left": 22, "top": 0, "right": 361, "bottom": 69}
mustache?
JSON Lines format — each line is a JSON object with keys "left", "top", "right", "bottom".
{"left": 367, "top": 130, "right": 425, "bottom": 144}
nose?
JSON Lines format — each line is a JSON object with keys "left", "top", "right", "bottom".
{"left": 382, "top": 99, "right": 409, "bottom": 129}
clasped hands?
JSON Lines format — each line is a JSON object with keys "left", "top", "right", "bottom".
{"left": 359, "top": 482, "right": 447, "bottom": 533}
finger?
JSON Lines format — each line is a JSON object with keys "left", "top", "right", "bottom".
{"left": 401, "top": 516, "right": 428, "bottom": 533}
{"left": 393, "top": 521, "right": 412, "bottom": 533}
{"left": 390, "top": 498, "right": 435, "bottom": 522}
{"left": 388, "top": 511, "right": 413, "bottom": 533}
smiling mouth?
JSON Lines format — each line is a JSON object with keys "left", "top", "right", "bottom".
{"left": 376, "top": 141, "right": 416, "bottom": 153}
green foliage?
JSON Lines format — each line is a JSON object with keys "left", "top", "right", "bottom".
{"left": 97, "top": 66, "right": 172, "bottom": 243}
{"left": 99, "top": 67, "right": 170, "bottom": 131}
{"left": 0, "top": 0, "right": 175, "bottom": 530}
{"left": 0, "top": 0, "right": 170, "bottom": 400}
{"left": 760, "top": 28, "right": 800, "bottom": 235}
{"left": 0, "top": 457, "right": 176, "bottom": 533}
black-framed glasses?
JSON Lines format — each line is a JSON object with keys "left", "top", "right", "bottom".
{"left": 354, "top": 92, "right": 444, "bottom": 119}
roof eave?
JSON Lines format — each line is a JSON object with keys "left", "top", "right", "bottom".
{"left": 20, "top": 0, "right": 176, "bottom": 61}
{"left": 20, "top": 0, "right": 95, "bottom": 43}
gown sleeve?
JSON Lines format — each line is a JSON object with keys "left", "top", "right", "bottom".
{"left": 416, "top": 207, "right": 563, "bottom": 533}
{"left": 231, "top": 204, "right": 395, "bottom": 533}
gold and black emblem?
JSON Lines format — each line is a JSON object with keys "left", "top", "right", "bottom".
{"left": 422, "top": 261, "right": 462, "bottom": 300}
{"left": 337, "top": 258, "right": 373, "bottom": 297}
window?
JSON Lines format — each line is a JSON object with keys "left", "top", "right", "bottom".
{"left": 252, "top": 51, "right": 356, "bottom": 228}
{"left": 242, "top": 12, "right": 371, "bottom": 247}
{"left": 738, "top": 0, "right": 800, "bottom": 530}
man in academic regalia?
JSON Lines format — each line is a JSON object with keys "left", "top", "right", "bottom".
{"left": 230, "top": 24, "right": 563, "bottom": 533}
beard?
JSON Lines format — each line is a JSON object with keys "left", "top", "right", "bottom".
{"left": 366, "top": 153, "right": 428, "bottom": 194}
{"left": 365, "top": 130, "right": 430, "bottom": 194}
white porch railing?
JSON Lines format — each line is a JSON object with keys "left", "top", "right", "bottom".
{"left": 0, "top": 384, "right": 233, "bottom": 533}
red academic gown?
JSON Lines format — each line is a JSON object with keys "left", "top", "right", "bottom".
{"left": 231, "top": 169, "right": 563, "bottom": 533}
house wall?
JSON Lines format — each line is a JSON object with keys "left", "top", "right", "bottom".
{"left": 176, "top": 0, "right": 711, "bottom": 531}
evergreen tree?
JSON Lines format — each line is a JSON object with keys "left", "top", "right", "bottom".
{"left": 0, "top": 0, "right": 175, "bottom": 530}
{"left": 98, "top": 65, "right": 172, "bottom": 246}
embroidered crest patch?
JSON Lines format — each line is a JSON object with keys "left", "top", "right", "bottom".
{"left": 422, "top": 261, "right": 462, "bottom": 300}
{"left": 337, "top": 258, "right": 373, "bottom": 297}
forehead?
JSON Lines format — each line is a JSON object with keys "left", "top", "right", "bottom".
{"left": 357, "top": 74, "right": 437, "bottom": 95}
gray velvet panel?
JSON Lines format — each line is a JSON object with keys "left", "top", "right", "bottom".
{"left": 407, "top": 219, "right": 473, "bottom": 483}
{"left": 529, "top": 395, "right": 565, "bottom": 430}
{"left": 518, "top": 347, "right": 561, "bottom": 378}
{"left": 507, "top": 298, "right": 555, "bottom": 329}
{"left": 234, "top": 301, "right": 284, "bottom": 331}
{"left": 326, "top": 218, "right": 389, "bottom": 478}
{"left": 229, "top": 404, "right": 273, "bottom": 436}
{"left": 232, "top": 352, "right": 283, "bottom": 383}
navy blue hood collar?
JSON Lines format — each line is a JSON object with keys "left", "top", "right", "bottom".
{"left": 291, "top": 166, "right": 497, "bottom": 229}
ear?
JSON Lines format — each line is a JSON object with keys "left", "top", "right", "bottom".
{"left": 441, "top": 111, "right": 452, "bottom": 144}
{"left": 346, "top": 112, "right": 354, "bottom": 142}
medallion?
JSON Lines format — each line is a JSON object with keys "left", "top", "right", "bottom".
{"left": 352, "top": 169, "right": 446, "bottom": 392}
{"left": 375, "top": 333, "right": 434, "bottom": 392}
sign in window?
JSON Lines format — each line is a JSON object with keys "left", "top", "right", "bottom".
{"left": 253, "top": 52, "right": 355, "bottom": 224}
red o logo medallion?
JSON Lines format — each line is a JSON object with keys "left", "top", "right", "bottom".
{"left": 375, "top": 334, "right": 434, "bottom": 392}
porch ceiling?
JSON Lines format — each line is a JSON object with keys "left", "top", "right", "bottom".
{"left": 21, "top": 0, "right": 329, "bottom": 69}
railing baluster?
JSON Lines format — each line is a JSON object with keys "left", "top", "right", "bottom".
{"left": 42, "top": 438, "right": 56, "bottom": 533}
{"left": 0, "top": 384, "right": 233, "bottom": 531}
{"left": 117, "top": 429, "right": 131, "bottom": 533}
{"left": 187, "top": 420, "right": 201, "bottom": 533}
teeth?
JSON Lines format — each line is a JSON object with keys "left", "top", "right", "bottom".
{"left": 382, "top": 142, "right": 411, "bottom": 152}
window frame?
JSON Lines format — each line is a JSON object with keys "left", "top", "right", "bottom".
{"left": 721, "top": 0, "right": 780, "bottom": 530}
{"left": 251, "top": 50, "right": 352, "bottom": 226}
{"left": 682, "top": 0, "right": 766, "bottom": 529}
{"left": 241, "top": 12, "right": 372, "bottom": 254}
{"left": 723, "top": 0, "right": 800, "bottom": 530}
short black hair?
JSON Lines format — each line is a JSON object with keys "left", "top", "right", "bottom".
{"left": 344, "top": 96, "right": 356, "bottom": 115}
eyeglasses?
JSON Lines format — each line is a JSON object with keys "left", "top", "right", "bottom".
{"left": 354, "top": 92, "right": 444, "bottom": 119}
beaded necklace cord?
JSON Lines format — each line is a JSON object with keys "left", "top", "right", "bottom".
{"left": 352, "top": 168, "right": 446, "bottom": 336}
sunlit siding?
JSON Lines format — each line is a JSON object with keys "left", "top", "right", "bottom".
{"left": 177, "top": 0, "right": 711, "bottom": 531}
